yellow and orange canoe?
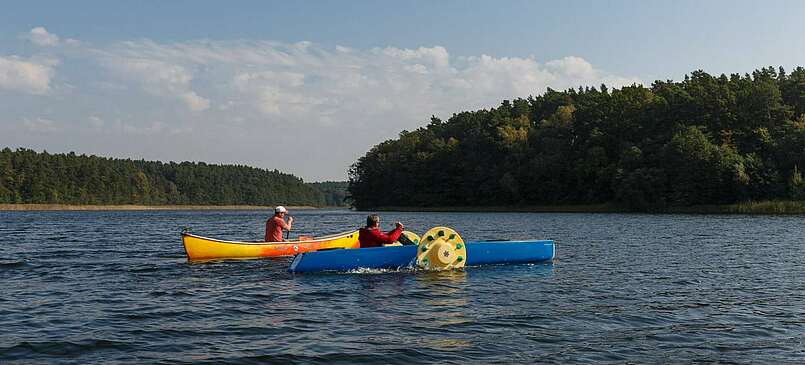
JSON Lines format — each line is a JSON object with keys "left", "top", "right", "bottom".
{"left": 182, "top": 230, "right": 360, "bottom": 260}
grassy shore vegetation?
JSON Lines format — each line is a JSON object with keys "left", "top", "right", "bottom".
{"left": 668, "top": 200, "right": 805, "bottom": 214}
{"left": 349, "top": 66, "right": 805, "bottom": 213}
{"left": 0, "top": 148, "right": 347, "bottom": 207}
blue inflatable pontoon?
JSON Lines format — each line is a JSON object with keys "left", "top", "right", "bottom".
{"left": 289, "top": 239, "right": 555, "bottom": 273}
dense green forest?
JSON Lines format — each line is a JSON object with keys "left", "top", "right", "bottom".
{"left": 0, "top": 148, "right": 346, "bottom": 206}
{"left": 349, "top": 67, "right": 805, "bottom": 211}
{"left": 307, "top": 181, "right": 349, "bottom": 206}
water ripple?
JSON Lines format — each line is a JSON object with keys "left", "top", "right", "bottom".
{"left": 1, "top": 210, "right": 805, "bottom": 364}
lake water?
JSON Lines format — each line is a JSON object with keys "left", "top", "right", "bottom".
{"left": 1, "top": 209, "right": 804, "bottom": 364}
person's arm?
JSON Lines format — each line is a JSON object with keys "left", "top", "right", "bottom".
{"left": 280, "top": 216, "right": 293, "bottom": 230}
{"left": 384, "top": 226, "right": 403, "bottom": 244}
{"left": 373, "top": 223, "right": 403, "bottom": 245}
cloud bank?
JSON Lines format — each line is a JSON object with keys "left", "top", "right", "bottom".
{"left": 0, "top": 56, "right": 55, "bottom": 95}
{"left": 28, "top": 27, "right": 60, "bottom": 46}
{"left": 1, "top": 27, "right": 642, "bottom": 180}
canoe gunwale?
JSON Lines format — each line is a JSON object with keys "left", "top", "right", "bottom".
{"left": 181, "top": 230, "right": 358, "bottom": 246}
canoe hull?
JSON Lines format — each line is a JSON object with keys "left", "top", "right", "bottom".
{"left": 182, "top": 231, "right": 360, "bottom": 260}
{"left": 289, "top": 240, "right": 554, "bottom": 273}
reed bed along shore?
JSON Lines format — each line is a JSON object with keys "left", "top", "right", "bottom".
{"left": 668, "top": 200, "right": 805, "bottom": 214}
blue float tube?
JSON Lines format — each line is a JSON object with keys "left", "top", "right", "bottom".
{"left": 289, "top": 245, "right": 417, "bottom": 273}
{"left": 289, "top": 240, "right": 554, "bottom": 273}
{"left": 464, "top": 240, "right": 555, "bottom": 266}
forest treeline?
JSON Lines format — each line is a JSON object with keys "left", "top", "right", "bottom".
{"left": 307, "top": 181, "right": 349, "bottom": 207}
{"left": 348, "top": 67, "right": 805, "bottom": 211}
{"left": 0, "top": 148, "right": 347, "bottom": 206}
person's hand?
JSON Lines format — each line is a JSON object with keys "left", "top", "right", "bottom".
{"left": 288, "top": 216, "right": 294, "bottom": 223}
{"left": 395, "top": 222, "right": 404, "bottom": 230}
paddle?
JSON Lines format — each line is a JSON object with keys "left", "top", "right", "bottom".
{"left": 285, "top": 215, "right": 292, "bottom": 240}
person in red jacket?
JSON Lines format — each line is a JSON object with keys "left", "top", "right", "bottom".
{"left": 358, "top": 214, "right": 404, "bottom": 248}
{"left": 265, "top": 206, "right": 293, "bottom": 242}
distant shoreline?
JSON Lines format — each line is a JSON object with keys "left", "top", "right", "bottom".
{"left": 370, "top": 204, "right": 625, "bottom": 213}
{"left": 0, "top": 204, "right": 319, "bottom": 211}
{"left": 3, "top": 200, "right": 804, "bottom": 214}
{"left": 370, "top": 200, "right": 805, "bottom": 214}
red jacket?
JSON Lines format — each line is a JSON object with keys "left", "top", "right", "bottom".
{"left": 358, "top": 226, "right": 403, "bottom": 248}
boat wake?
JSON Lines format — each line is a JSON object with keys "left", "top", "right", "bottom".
{"left": 344, "top": 266, "right": 413, "bottom": 275}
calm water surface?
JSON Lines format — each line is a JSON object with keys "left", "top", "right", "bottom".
{"left": 1, "top": 210, "right": 804, "bottom": 364}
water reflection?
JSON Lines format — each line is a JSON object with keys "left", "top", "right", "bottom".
{"left": 416, "top": 269, "right": 468, "bottom": 286}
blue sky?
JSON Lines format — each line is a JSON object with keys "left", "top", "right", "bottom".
{"left": 2, "top": 1, "right": 804, "bottom": 181}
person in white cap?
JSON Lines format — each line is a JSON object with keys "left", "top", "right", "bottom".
{"left": 265, "top": 206, "right": 293, "bottom": 242}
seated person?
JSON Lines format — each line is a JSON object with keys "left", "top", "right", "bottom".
{"left": 265, "top": 206, "right": 293, "bottom": 242}
{"left": 358, "top": 214, "right": 403, "bottom": 248}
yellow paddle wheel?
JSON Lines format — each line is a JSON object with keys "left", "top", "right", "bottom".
{"left": 416, "top": 227, "right": 467, "bottom": 271}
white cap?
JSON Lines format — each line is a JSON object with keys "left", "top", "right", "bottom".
{"left": 274, "top": 206, "right": 287, "bottom": 213}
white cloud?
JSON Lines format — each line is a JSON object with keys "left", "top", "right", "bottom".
{"left": 23, "top": 117, "right": 61, "bottom": 133}
{"left": 0, "top": 56, "right": 55, "bottom": 95}
{"left": 25, "top": 27, "right": 79, "bottom": 47}
{"left": 88, "top": 115, "right": 104, "bottom": 128}
{"left": 232, "top": 71, "right": 316, "bottom": 115}
{"left": 122, "top": 120, "right": 165, "bottom": 135}
{"left": 92, "top": 39, "right": 641, "bottom": 122}
{"left": 546, "top": 56, "right": 596, "bottom": 79}
{"left": 99, "top": 56, "right": 210, "bottom": 111}
{"left": 378, "top": 46, "right": 450, "bottom": 69}
{"left": 99, "top": 119, "right": 190, "bottom": 136}
{"left": 28, "top": 27, "right": 60, "bottom": 47}
{"left": 180, "top": 92, "right": 210, "bottom": 112}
